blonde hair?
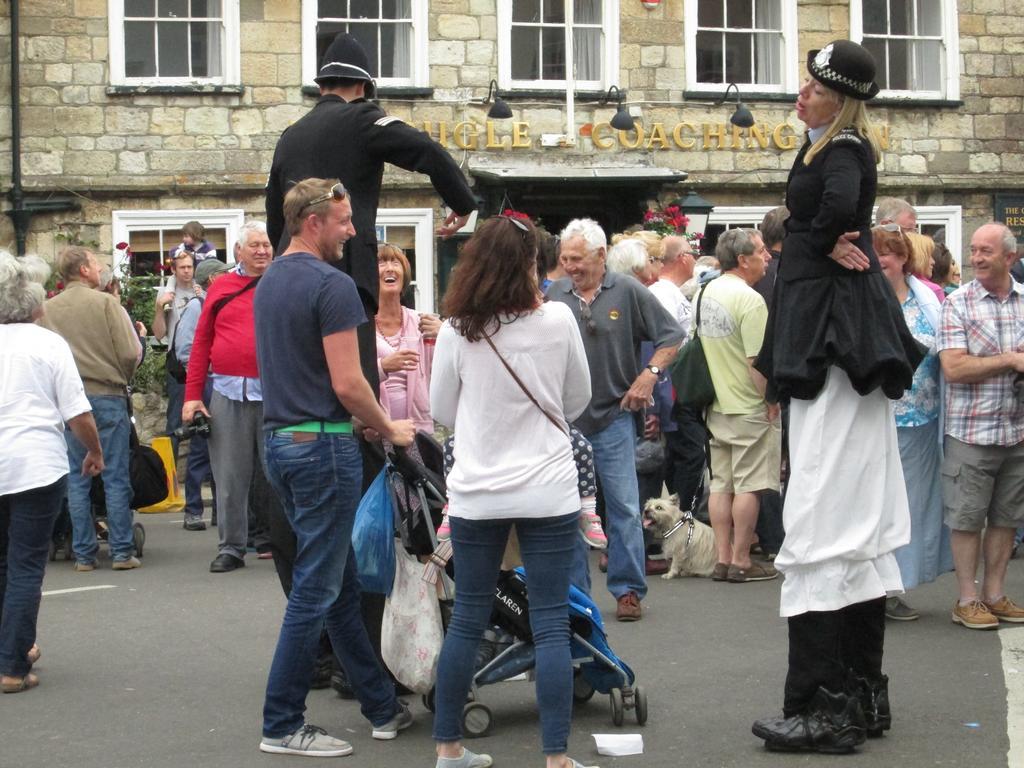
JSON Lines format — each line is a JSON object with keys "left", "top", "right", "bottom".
{"left": 629, "top": 229, "right": 664, "bottom": 260}
{"left": 905, "top": 231, "right": 936, "bottom": 278}
{"left": 804, "top": 88, "right": 882, "bottom": 166}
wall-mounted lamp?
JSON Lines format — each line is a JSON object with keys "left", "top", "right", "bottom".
{"left": 673, "top": 190, "right": 715, "bottom": 240}
{"left": 716, "top": 83, "right": 755, "bottom": 128}
{"left": 602, "top": 85, "right": 636, "bottom": 132}
{"left": 484, "top": 80, "right": 512, "bottom": 119}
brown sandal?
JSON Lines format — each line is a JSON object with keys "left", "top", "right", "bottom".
{"left": 1, "top": 672, "right": 39, "bottom": 693}
{"left": 27, "top": 644, "right": 41, "bottom": 665}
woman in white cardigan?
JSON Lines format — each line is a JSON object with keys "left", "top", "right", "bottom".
{"left": 428, "top": 214, "right": 593, "bottom": 768}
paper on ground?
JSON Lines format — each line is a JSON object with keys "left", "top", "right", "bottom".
{"left": 593, "top": 733, "right": 643, "bottom": 756}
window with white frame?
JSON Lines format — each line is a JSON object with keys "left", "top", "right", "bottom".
{"left": 376, "top": 208, "right": 438, "bottom": 313}
{"left": 301, "top": 1, "right": 428, "bottom": 88}
{"left": 112, "top": 209, "right": 245, "bottom": 278}
{"left": 497, "top": 0, "right": 618, "bottom": 91}
{"left": 850, "top": 0, "right": 959, "bottom": 99}
{"left": 108, "top": 1, "right": 239, "bottom": 85}
{"left": 685, "top": 0, "right": 797, "bottom": 93}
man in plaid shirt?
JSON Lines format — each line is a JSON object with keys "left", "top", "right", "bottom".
{"left": 937, "top": 222, "right": 1024, "bottom": 630}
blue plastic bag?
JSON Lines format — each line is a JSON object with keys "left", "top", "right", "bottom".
{"left": 352, "top": 467, "right": 396, "bottom": 595}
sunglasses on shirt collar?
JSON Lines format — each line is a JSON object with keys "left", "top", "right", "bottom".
{"left": 300, "top": 182, "right": 348, "bottom": 214}
{"left": 579, "top": 300, "right": 597, "bottom": 335}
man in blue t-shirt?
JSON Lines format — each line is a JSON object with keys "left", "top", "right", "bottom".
{"left": 254, "top": 177, "right": 416, "bottom": 758}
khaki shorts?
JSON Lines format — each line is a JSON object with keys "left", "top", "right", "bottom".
{"left": 707, "top": 409, "right": 782, "bottom": 494}
{"left": 942, "top": 436, "right": 1024, "bottom": 531}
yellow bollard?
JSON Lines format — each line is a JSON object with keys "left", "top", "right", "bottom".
{"left": 137, "top": 435, "right": 185, "bottom": 513}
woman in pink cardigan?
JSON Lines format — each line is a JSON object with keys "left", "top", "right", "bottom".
{"left": 374, "top": 243, "right": 438, "bottom": 432}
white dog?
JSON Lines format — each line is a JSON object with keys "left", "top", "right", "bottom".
{"left": 642, "top": 496, "right": 718, "bottom": 579}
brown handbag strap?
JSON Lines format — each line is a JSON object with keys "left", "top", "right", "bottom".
{"left": 482, "top": 332, "right": 569, "bottom": 437}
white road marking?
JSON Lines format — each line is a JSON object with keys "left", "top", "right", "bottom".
{"left": 1003, "top": 628, "right": 1024, "bottom": 768}
{"left": 42, "top": 585, "right": 117, "bottom": 596}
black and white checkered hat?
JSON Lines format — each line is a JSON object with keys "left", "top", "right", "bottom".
{"left": 314, "top": 33, "right": 377, "bottom": 98}
{"left": 807, "top": 40, "right": 880, "bottom": 101}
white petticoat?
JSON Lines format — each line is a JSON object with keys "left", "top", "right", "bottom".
{"left": 776, "top": 367, "right": 911, "bottom": 617}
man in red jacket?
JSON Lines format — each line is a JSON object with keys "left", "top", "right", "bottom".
{"left": 182, "top": 221, "right": 274, "bottom": 573}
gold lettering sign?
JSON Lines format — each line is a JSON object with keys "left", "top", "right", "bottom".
{"left": 417, "top": 120, "right": 890, "bottom": 153}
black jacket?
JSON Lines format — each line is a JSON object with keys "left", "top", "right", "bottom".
{"left": 780, "top": 128, "right": 879, "bottom": 281}
{"left": 265, "top": 95, "right": 477, "bottom": 311}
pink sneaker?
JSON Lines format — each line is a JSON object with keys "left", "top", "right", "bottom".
{"left": 437, "top": 512, "right": 452, "bottom": 542}
{"left": 580, "top": 511, "right": 607, "bottom": 549}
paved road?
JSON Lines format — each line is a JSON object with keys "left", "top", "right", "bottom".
{"left": 3, "top": 511, "right": 1022, "bottom": 768}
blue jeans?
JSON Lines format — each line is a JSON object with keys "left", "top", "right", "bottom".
{"left": 184, "top": 381, "right": 214, "bottom": 520}
{"left": 0, "top": 475, "right": 67, "bottom": 677}
{"left": 571, "top": 412, "right": 647, "bottom": 600}
{"left": 65, "top": 396, "right": 134, "bottom": 563}
{"left": 166, "top": 373, "right": 185, "bottom": 459}
{"left": 433, "top": 512, "right": 578, "bottom": 754}
{"left": 261, "top": 432, "right": 398, "bottom": 738}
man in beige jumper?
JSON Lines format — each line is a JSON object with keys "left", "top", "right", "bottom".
{"left": 39, "top": 246, "right": 141, "bottom": 571}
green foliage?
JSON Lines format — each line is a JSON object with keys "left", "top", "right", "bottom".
{"left": 133, "top": 345, "right": 167, "bottom": 395}
{"left": 119, "top": 268, "right": 161, "bottom": 329}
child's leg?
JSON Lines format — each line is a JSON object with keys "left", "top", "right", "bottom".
{"left": 570, "top": 428, "right": 606, "bottom": 549}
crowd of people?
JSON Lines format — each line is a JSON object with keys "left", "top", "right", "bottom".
{"left": 2, "top": 33, "right": 1023, "bottom": 768}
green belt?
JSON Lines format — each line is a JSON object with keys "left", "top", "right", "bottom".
{"left": 275, "top": 420, "right": 353, "bottom": 434}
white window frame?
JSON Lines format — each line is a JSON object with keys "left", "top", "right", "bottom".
{"left": 301, "top": 0, "right": 429, "bottom": 89}
{"left": 685, "top": 0, "right": 798, "bottom": 94}
{"left": 850, "top": 0, "right": 960, "bottom": 100}
{"left": 108, "top": 0, "right": 240, "bottom": 86}
{"left": 111, "top": 209, "right": 246, "bottom": 278}
{"left": 497, "top": 0, "right": 619, "bottom": 91}
{"left": 376, "top": 208, "right": 437, "bottom": 314}
{"left": 710, "top": 204, "right": 963, "bottom": 265}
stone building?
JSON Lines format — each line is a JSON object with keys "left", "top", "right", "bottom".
{"left": 2, "top": 0, "right": 1022, "bottom": 310}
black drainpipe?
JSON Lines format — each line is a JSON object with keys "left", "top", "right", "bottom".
{"left": 5, "top": 0, "right": 79, "bottom": 255}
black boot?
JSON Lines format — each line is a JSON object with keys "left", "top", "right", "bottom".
{"left": 752, "top": 686, "right": 868, "bottom": 753}
{"left": 850, "top": 673, "right": 891, "bottom": 737}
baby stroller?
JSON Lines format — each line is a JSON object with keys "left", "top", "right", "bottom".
{"left": 386, "top": 436, "right": 647, "bottom": 738}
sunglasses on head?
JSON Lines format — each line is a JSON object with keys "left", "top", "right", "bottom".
{"left": 500, "top": 215, "right": 530, "bottom": 235}
{"left": 300, "top": 182, "right": 347, "bottom": 214}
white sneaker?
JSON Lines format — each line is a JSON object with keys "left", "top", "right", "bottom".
{"left": 259, "top": 723, "right": 353, "bottom": 757}
{"left": 371, "top": 702, "right": 413, "bottom": 740}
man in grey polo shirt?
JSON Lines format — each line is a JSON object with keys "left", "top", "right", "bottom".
{"left": 547, "top": 218, "right": 685, "bottom": 621}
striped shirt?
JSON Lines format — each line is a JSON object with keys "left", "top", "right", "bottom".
{"left": 936, "top": 279, "right": 1024, "bottom": 446}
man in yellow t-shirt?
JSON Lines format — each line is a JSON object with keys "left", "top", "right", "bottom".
{"left": 698, "top": 229, "right": 782, "bottom": 583}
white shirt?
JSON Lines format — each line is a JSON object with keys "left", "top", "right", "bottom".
{"left": 0, "top": 324, "right": 92, "bottom": 494}
{"left": 648, "top": 278, "right": 691, "bottom": 337}
{"left": 430, "top": 303, "right": 592, "bottom": 520}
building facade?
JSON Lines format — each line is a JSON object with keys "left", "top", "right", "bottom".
{"left": 2, "top": 0, "right": 1022, "bottom": 310}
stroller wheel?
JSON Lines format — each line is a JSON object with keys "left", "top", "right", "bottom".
{"left": 462, "top": 702, "right": 493, "bottom": 738}
{"left": 422, "top": 687, "right": 436, "bottom": 713}
{"left": 609, "top": 688, "right": 624, "bottom": 727}
{"left": 133, "top": 523, "right": 146, "bottom": 558}
{"left": 634, "top": 685, "right": 648, "bottom": 725}
{"left": 572, "top": 670, "right": 595, "bottom": 703}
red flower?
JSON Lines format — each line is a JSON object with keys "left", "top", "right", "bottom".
{"left": 115, "top": 241, "right": 129, "bottom": 250}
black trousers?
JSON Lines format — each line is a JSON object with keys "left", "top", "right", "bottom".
{"left": 783, "top": 597, "right": 886, "bottom": 717}
{"left": 664, "top": 405, "right": 708, "bottom": 510}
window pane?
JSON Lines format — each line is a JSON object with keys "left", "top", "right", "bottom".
{"left": 379, "top": 23, "right": 396, "bottom": 77}
{"left": 913, "top": 39, "right": 941, "bottom": 89}
{"left": 726, "top": 0, "right": 752, "bottom": 28}
{"left": 190, "top": 0, "right": 220, "bottom": 15}
{"left": 698, "top": 0, "right": 724, "bottom": 28}
{"left": 916, "top": 0, "right": 942, "bottom": 35}
{"left": 574, "top": 0, "right": 601, "bottom": 24}
{"left": 157, "top": 20, "right": 189, "bottom": 76}
{"left": 381, "top": 0, "right": 411, "bottom": 18}
{"left": 350, "top": 0, "right": 378, "bottom": 19}
{"left": 124, "top": 21, "right": 156, "bottom": 77}
{"left": 543, "top": 0, "right": 565, "bottom": 23}
{"left": 753, "top": 32, "right": 780, "bottom": 84}
{"left": 513, "top": 0, "right": 540, "bottom": 23}
{"left": 753, "top": 0, "right": 781, "bottom": 29}
{"left": 348, "top": 23, "right": 379, "bottom": 75}
{"left": 126, "top": 0, "right": 155, "bottom": 16}
{"left": 886, "top": 38, "right": 909, "bottom": 89}
{"left": 890, "top": 0, "right": 910, "bottom": 36}
{"left": 319, "top": 0, "right": 346, "bottom": 16}
{"left": 541, "top": 26, "right": 566, "bottom": 79}
{"left": 861, "top": 36, "right": 887, "bottom": 85}
{"left": 158, "top": 0, "right": 188, "bottom": 17}
{"left": 724, "top": 31, "right": 752, "bottom": 82}
{"left": 574, "top": 28, "right": 601, "bottom": 80}
{"left": 862, "top": 0, "right": 887, "bottom": 34}
{"left": 511, "top": 26, "right": 540, "bottom": 79}
{"left": 695, "top": 30, "right": 724, "bottom": 82}
{"left": 190, "top": 21, "right": 221, "bottom": 77}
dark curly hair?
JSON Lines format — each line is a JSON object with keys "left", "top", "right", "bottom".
{"left": 442, "top": 216, "right": 540, "bottom": 342}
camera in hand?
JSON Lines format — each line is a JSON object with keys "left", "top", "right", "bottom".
{"left": 174, "top": 412, "right": 211, "bottom": 440}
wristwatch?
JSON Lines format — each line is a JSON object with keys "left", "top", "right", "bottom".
{"left": 645, "top": 364, "right": 661, "bottom": 375}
